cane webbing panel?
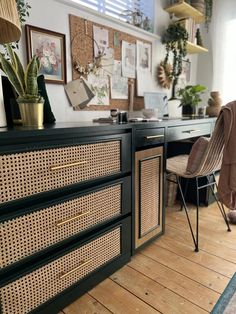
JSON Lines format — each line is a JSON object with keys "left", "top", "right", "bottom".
{"left": 140, "top": 156, "right": 160, "bottom": 236}
{"left": 0, "top": 141, "right": 121, "bottom": 204}
{"left": 0, "top": 228, "right": 121, "bottom": 314}
{"left": 0, "top": 184, "right": 121, "bottom": 269}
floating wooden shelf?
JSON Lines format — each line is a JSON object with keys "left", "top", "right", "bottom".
{"left": 165, "top": 1, "right": 205, "bottom": 24}
{"left": 187, "top": 41, "right": 208, "bottom": 54}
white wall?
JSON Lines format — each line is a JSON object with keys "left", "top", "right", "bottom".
{"left": 17, "top": 0, "right": 198, "bottom": 122}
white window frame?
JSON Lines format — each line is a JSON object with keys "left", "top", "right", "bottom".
{"left": 55, "top": 0, "right": 159, "bottom": 40}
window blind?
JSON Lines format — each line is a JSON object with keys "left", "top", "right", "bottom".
{"left": 70, "top": 0, "right": 154, "bottom": 28}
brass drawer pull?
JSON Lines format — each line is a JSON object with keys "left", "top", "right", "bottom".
{"left": 50, "top": 161, "right": 87, "bottom": 171}
{"left": 182, "top": 129, "right": 200, "bottom": 134}
{"left": 56, "top": 211, "right": 90, "bottom": 227}
{"left": 59, "top": 260, "right": 91, "bottom": 279}
{"left": 145, "top": 135, "right": 164, "bottom": 140}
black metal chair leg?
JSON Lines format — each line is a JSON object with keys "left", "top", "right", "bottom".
{"left": 180, "top": 178, "right": 189, "bottom": 211}
{"left": 176, "top": 175, "right": 198, "bottom": 251}
{"left": 206, "top": 175, "right": 231, "bottom": 232}
{"left": 195, "top": 177, "right": 200, "bottom": 252}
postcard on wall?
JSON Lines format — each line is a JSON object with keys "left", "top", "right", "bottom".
{"left": 121, "top": 41, "right": 136, "bottom": 79}
{"left": 137, "top": 69, "right": 155, "bottom": 97}
{"left": 93, "top": 25, "right": 109, "bottom": 57}
{"left": 101, "top": 47, "right": 114, "bottom": 76}
{"left": 64, "top": 78, "right": 95, "bottom": 110}
{"left": 87, "top": 70, "right": 110, "bottom": 106}
{"left": 111, "top": 60, "right": 128, "bottom": 99}
{"left": 136, "top": 41, "right": 152, "bottom": 72}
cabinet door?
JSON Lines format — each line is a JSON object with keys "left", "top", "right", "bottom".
{"left": 135, "top": 146, "right": 163, "bottom": 249}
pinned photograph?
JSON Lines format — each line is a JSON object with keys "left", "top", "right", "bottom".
{"left": 136, "top": 41, "right": 151, "bottom": 72}
{"left": 111, "top": 60, "right": 128, "bottom": 99}
{"left": 93, "top": 25, "right": 109, "bottom": 57}
{"left": 122, "top": 41, "right": 136, "bottom": 78}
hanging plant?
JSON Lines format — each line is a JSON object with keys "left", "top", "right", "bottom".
{"left": 204, "top": 0, "right": 213, "bottom": 31}
{"left": 16, "top": 0, "right": 31, "bottom": 25}
{"left": 161, "top": 22, "right": 188, "bottom": 98}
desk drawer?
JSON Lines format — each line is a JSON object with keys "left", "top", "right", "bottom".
{"left": 1, "top": 225, "right": 123, "bottom": 314}
{"left": 167, "top": 123, "right": 211, "bottom": 142}
{"left": 1, "top": 140, "right": 121, "bottom": 204}
{"left": 1, "top": 178, "right": 130, "bottom": 269}
{"left": 136, "top": 128, "right": 165, "bottom": 148}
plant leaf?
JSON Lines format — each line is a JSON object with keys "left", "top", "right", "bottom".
{"left": 5, "top": 44, "right": 17, "bottom": 69}
{"left": 0, "top": 53, "right": 24, "bottom": 96}
{"left": 13, "top": 50, "right": 25, "bottom": 90}
{"left": 25, "top": 56, "right": 38, "bottom": 95}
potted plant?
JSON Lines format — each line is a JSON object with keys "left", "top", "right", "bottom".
{"left": 162, "top": 22, "right": 189, "bottom": 99}
{"left": 0, "top": 44, "right": 44, "bottom": 126}
{"left": 177, "top": 84, "right": 206, "bottom": 116}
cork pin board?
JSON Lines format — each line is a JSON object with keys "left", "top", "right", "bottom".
{"left": 69, "top": 14, "right": 152, "bottom": 111}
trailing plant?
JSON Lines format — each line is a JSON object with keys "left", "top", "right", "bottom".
{"left": 8, "top": 0, "right": 31, "bottom": 50}
{"left": 162, "top": 23, "right": 188, "bottom": 98}
{"left": 16, "top": 0, "right": 31, "bottom": 25}
{"left": 177, "top": 84, "right": 206, "bottom": 107}
{"left": 0, "top": 44, "right": 44, "bottom": 104}
{"left": 204, "top": 0, "right": 213, "bottom": 31}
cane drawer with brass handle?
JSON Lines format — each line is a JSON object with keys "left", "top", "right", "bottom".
{"left": 0, "top": 227, "right": 121, "bottom": 314}
{"left": 1, "top": 178, "right": 130, "bottom": 269}
{"left": 135, "top": 128, "right": 165, "bottom": 148}
{"left": 167, "top": 122, "right": 212, "bottom": 142}
{"left": 1, "top": 140, "right": 122, "bottom": 204}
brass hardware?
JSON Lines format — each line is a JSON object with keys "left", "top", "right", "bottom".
{"left": 182, "top": 129, "right": 200, "bottom": 134}
{"left": 145, "top": 135, "right": 164, "bottom": 140}
{"left": 59, "top": 260, "right": 91, "bottom": 279}
{"left": 50, "top": 160, "right": 87, "bottom": 171}
{"left": 56, "top": 211, "right": 90, "bottom": 227}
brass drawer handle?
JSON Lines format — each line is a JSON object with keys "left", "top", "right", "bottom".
{"left": 50, "top": 161, "right": 87, "bottom": 171}
{"left": 56, "top": 211, "right": 90, "bottom": 227}
{"left": 182, "top": 129, "right": 200, "bottom": 134}
{"left": 59, "top": 260, "right": 91, "bottom": 279}
{"left": 145, "top": 135, "right": 164, "bottom": 140}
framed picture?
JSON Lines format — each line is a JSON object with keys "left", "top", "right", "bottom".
{"left": 25, "top": 25, "right": 66, "bottom": 84}
{"left": 182, "top": 59, "right": 191, "bottom": 83}
{"left": 176, "top": 59, "right": 191, "bottom": 90}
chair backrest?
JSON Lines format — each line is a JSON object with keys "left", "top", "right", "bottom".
{"left": 194, "top": 114, "right": 224, "bottom": 176}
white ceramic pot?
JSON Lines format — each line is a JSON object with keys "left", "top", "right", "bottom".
{"left": 167, "top": 98, "right": 182, "bottom": 119}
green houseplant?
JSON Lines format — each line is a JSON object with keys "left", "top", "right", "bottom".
{"left": 162, "top": 22, "right": 189, "bottom": 99}
{"left": 177, "top": 84, "right": 206, "bottom": 116}
{"left": 0, "top": 44, "right": 44, "bottom": 126}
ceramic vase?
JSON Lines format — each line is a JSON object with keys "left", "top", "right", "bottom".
{"left": 191, "top": 0, "right": 205, "bottom": 13}
{"left": 206, "top": 91, "right": 222, "bottom": 117}
{"left": 168, "top": 98, "right": 182, "bottom": 119}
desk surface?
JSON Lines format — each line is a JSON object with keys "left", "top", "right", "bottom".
{"left": 0, "top": 117, "right": 216, "bottom": 139}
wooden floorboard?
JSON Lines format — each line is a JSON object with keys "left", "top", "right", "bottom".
{"left": 62, "top": 203, "right": 236, "bottom": 313}
{"left": 62, "top": 294, "right": 112, "bottom": 313}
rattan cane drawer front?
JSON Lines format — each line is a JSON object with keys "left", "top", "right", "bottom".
{"left": 1, "top": 140, "right": 121, "bottom": 204}
{"left": 1, "top": 227, "right": 121, "bottom": 314}
{"left": 1, "top": 184, "right": 123, "bottom": 269}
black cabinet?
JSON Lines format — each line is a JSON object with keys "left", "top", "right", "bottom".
{"left": 0, "top": 127, "right": 132, "bottom": 314}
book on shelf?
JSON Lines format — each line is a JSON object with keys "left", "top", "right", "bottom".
{"left": 177, "top": 17, "right": 197, "bottom": 44}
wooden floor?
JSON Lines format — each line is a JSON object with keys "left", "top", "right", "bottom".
{"left": 61, "top": 203, "right": 236, "bottom": 314}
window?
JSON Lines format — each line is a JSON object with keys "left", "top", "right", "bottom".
{"left": 222, "top": 19, "right": 236, "bottom": 103}
{"left": 70, "top": 0, "right": 154, "bottom": 31}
